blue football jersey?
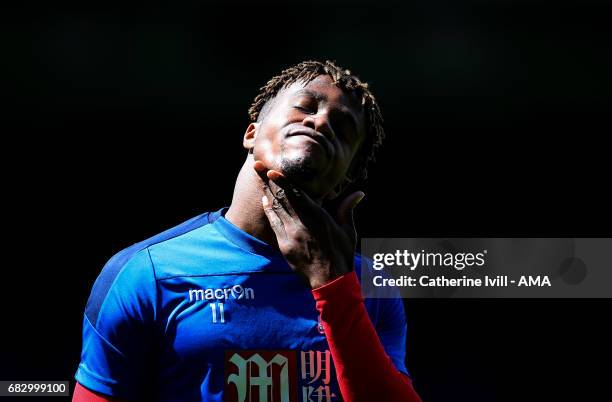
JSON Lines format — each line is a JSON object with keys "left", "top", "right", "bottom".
{"left": 75, "top": 207, "right": 408, "bottom": 402}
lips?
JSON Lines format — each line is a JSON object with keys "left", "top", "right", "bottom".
{"left": 286, "top": 126, "right": 333, "bottom": 157}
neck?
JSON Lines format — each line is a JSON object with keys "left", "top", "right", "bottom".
{"left": 225, "top": 155, "right": 279, "bottom": 248}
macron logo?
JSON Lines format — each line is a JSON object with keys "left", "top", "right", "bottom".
{"left": 188, "top": 285, "right": 255, "bottom": 302}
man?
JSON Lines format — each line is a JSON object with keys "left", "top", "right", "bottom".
{"left": 73, "top": 60, "right": 421, "bottom": 402}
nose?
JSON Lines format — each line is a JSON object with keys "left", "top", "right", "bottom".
{"left": 302, "top": 113, "right": 335, "bottom": 141}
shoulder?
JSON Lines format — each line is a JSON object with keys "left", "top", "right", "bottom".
{"left": 85, "top": 209, "right": 224, "bottom": 326}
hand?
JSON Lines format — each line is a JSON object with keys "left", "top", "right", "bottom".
{"left": 254, "top": 160, "right": 365, "bottom": 289}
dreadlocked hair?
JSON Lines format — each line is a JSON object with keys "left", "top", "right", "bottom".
{"left": 248, "top": 60, "right": 385, "bottom": 182}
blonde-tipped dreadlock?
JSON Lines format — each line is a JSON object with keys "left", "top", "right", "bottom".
{"left": 248, "top": 60, "right": 385, "bottom": 182}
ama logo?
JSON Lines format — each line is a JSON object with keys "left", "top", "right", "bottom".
{"left": 518, "top": 276, "right": 551, "bottom": 286}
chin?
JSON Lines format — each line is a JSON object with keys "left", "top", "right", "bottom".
{"left": 280, "top": 156, "right": 328, "bottom": 194}
{"left": 281, "top": 156, "right": 317, "bottom": 181}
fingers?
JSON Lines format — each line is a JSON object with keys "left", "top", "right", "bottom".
{"left": 265, "top": 170, "right": 299, "bottom": 218}
{"left": 266, "top": 169, "right": 291, "bottom": 188}
{"left": 261, "top": 195, "right": 287, "bottom": 240}
{"left": 254, "top": 161, "right": 301, "bottom": 240}
{"left": 253, "top": 160, "right": 272, "bottom": 191}
{"left": 337, "top": 191, "right": 365, "bottom": 225}
{"left": 253, "top": 160, "right": 285, "bottom": 209}
{"left": 253, "top": 160, "right": 334, "bottom": 238}
{"left": 253, "top": 162, "right": 289, "bottom": 206}
{"left": 336, "top": 191, "right": 365, "bottom": 244}
{"left": 253, "top": 161, "right": 319, "bottom": 220}
{"left": 265, "top": 169, "right": 321, "bottom": 220}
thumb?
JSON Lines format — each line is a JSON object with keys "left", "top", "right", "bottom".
{"left": 336, "top": 191, "right": 365, "bottom": 234}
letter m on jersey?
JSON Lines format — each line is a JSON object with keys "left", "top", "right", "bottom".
{"left": 225, "top": 350, "right": 298, "bottom": 402}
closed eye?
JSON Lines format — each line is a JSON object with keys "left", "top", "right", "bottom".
{"left": 294, "top": 105, "right": 315, "bottom": 114}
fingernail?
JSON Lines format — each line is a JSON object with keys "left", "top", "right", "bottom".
{"left": 262, "top": 195, "right": 269, "bottom": 206}
{"left": 354, "top": 193, "right": 365, "bottom": 207}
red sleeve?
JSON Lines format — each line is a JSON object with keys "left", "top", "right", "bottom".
{"left": 312, "top": 271, "right": 422, "bottom": 402}
{"left": 73, "top": 382, "right": 130, "bottom": 402}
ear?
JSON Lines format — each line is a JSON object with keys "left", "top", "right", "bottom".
{"left": 243, "top": 122, "right": 259, "bottom": 152}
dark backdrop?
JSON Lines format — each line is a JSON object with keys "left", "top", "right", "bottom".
{"left": 1, "top": 1, "right": 610, "bottom": 401}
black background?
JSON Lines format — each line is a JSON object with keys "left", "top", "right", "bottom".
{"left": 1, "top": 0, "right": 611, "bottom": 401}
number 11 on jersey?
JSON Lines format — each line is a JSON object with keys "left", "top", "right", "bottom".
{"left": 210, "top": 302, "right": 226, "bottom": 323}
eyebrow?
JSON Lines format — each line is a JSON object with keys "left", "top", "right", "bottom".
{"left": 292, "top": 89, "right": 359, "bottom": 133}
{"left": 293, "top": 88, "right": 327, "bottom": 102}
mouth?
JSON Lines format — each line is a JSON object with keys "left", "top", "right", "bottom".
{"left": 286, "top": 126, "right": 333, "bottom": 157}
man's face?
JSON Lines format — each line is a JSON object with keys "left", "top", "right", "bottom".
{"left": 246, "top": 74, "right": 367, "bottom": 200}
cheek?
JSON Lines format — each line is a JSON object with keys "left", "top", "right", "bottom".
{"left": 333, "top": 143, "right": 356, "bottom": 172}
{"left": 328, "top": 143, "right": 361, "bottom": 186}
{"left": 252, "top": 124, "right": 283, "bottom": 170}
{"left": 342, "top": 137, "right": 365, "bottom": 172}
